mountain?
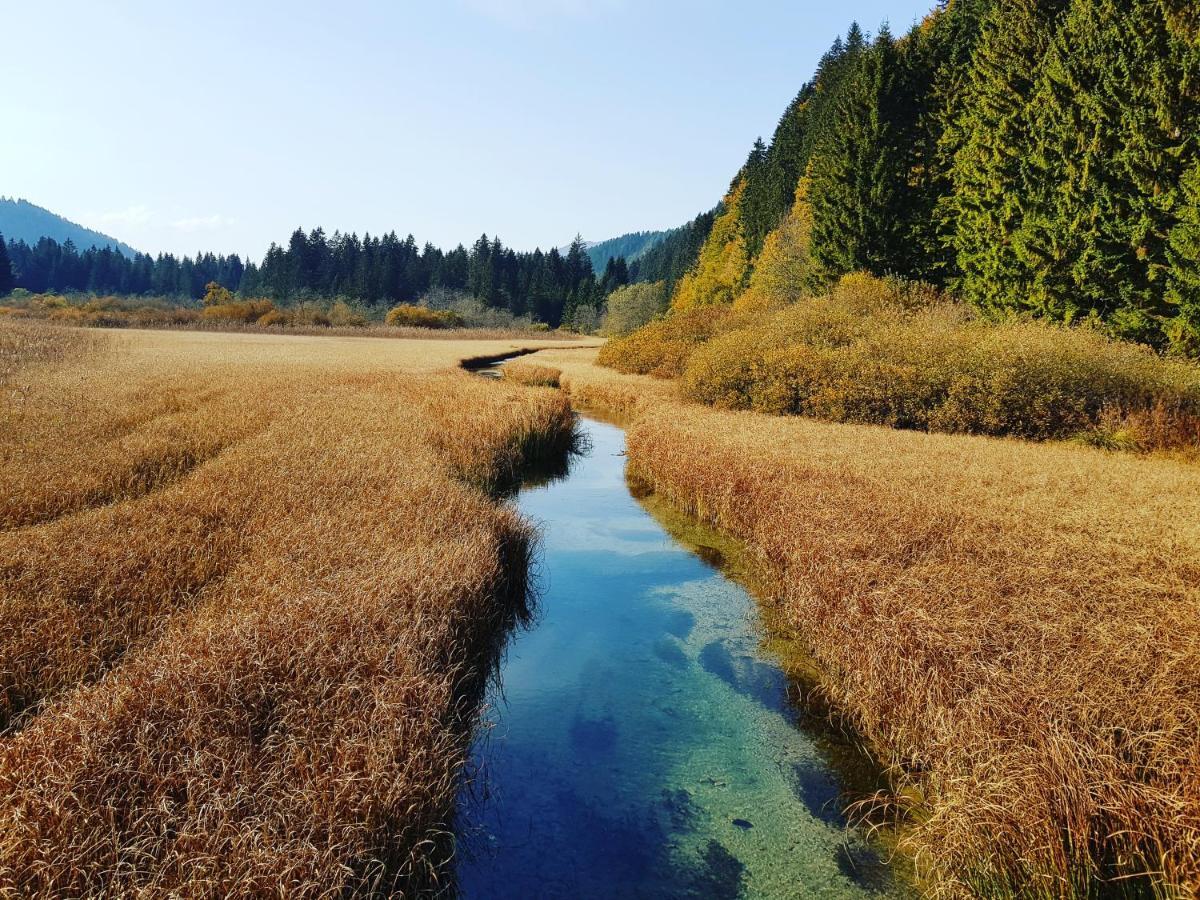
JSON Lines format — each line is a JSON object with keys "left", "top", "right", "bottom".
{"left": 0, "top": 197, "right": 137, "bottom": 257}
{"left": 579, "top": 230, "right": 671, "bottom": 273}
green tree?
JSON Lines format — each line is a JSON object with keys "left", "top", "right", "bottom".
{"left": 904, "top": 0, "right": 999, "bottom": 282}
{"left": 809, "top": 29, "right": 912, "bottom": 286}
{"left": 943, "top": 0, "right": 1069, "bottom": 314}
{"left": 1017, "top": 0, "right": 1199, "bottom": 343}
{"left": 1166, "top": 162, "right": 1200, "bottom": 353}
{"left": 601, "top": 281, "right": 669, "bottom": 336}
{"left": 0, "top": 234, "right": 15, "bottom": 296}
{"left": 738, "top": 137, "right": 774, "bottom": 257}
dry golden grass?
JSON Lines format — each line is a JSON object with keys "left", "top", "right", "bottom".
{"left": 0, "top": 319, "right": 101, "bottom": 382}
{"left": 535, "top": 346, "right": 1200, "bottom": 898}
{"left": 0, "top": 322, "right": 578, "bottom": 896}
{"left": 503, "top": 360, "right": 561, "bottom": 388}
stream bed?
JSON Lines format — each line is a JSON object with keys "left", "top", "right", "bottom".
{"left": 455, "top": 408, "right": 908, "bottom": 898}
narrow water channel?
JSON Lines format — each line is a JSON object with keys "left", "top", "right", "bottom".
{"left": 456, "top": 405, "right": 908, "bottom": 898}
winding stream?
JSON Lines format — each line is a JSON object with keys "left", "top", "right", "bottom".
{"left": 456, "top": 399, "right": 908, "bottom": 898}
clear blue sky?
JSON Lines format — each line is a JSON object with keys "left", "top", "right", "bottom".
{"left": 2, "top": 0, "right": 936, "bottom": 259}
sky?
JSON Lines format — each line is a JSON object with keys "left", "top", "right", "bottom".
{"left": 2, "top": 0, "right": 937, "bottom": 260}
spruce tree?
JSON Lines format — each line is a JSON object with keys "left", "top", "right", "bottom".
{"left": 808, "top": 29, "right": 911, "bottom": 285}
{"left": 1017, "top": 0, "right": 1198, "bottom": 343}
{"left": 738, "top": 138, "right": 774, "bottom": 257}
{"left": 943, "top": 0, "right": 1069, "bottom": 314}
{"left": 1166, "top": 162, "right": 1200, "bottom": 353}
{"left": 904, "top": 0, "right": 998, "bottom": 282}
{"left": 0, "top": 234, "right": 15, "bottom": 296}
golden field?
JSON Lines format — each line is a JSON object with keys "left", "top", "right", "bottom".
{"left": 0, "top": 323, "right": 586, "bottom": 897}
{"left": 532, "top": 345, "right": 1200, "bottom": 898}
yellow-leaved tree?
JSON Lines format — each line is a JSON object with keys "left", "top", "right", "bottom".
{"left": 734, "top": 178, "right": 814, "bottom": 312}
{"left": 202, "top": 281, "right": 234, "bottom": 307}
{"left": 671, "top": 180, "right": 751, "bottom": 311}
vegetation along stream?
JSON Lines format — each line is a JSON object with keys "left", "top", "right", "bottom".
{"left": 456, "top": 368, "right": 910, "bottom": 898}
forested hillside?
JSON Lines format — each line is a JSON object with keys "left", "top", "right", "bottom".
{"left": 582, "top": 230, "right": 670, "bottom": 273}
{"left": 617, "top": 0, "right": 1200, "bottom": 353}
{"left": 0, "top": 198, "right": 136, "bottom": 258}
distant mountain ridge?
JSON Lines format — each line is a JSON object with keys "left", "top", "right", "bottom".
{"left": 0, "top": 197, "right": 137, "bottom": 257}
{"left": 574, "top": 230, "right": 672, "bottom": 273}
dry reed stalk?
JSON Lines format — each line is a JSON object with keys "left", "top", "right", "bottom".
{"left": 503, "top": 361, "right": 561, "bottom": 388}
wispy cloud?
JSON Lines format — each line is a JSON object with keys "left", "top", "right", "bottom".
{"left": 461, "top": 0, "right": 623, "bottom": 26}
{"left": 171, "top": 214, "right": 236, "bottom": 233}
{"left": 91, "top": 204, "right": 154, "bottom": 228}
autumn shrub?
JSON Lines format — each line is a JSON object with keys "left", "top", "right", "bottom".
{"left": 680, "top": 273, "right": 1200, "bottom": 449}
{"left": 385, "top": 303, "right": 465, "bottom": 329}
{"left": 255, "top": 308, "right": 288, "bottom": 327}
{"left": 328, "top": 299, "right": 368, "bottom": 327}
{"left": 597, "top": 304, "right": 731, "bottom": 378}
{"left": 201, "top": 298, "right": 276, "bottom": 324}
{"left": 600, "top": 281, "right": 669, "bottom": 337}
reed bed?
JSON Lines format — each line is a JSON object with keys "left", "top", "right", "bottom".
{"left": 0, "top": 322, "right": 577, "bottom": 896}
{"left": 534, "top": 346, "right": 1200, "bottom": 898}
{"left": 503, "top": 360, "right": 562, "bottom": 388}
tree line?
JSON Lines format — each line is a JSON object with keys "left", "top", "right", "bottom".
{"left": 1, "top": 229, "right": 630, "bottom": 328}
{"left": 667, "top": 0, "right": 1200, "bottom": 352}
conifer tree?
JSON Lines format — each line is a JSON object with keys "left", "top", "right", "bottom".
{"left": 1166, "top": 162, "right": 1200, "bottom": 353}
{"left": 943, "top": 0, "right": 1069, "bottom": 313}
{"left": 0, "top": 235, "right": 15, "bottom": 296}
{"left": 738, "top": 138, "right": 774, "bottom": 257}
{"left": 904, "top": 0, "right": 998, "bottom": 282}
{"left": 808, "top": 29, "right": 911, "bottom": 286}
{"left": 1017, "top": 0, "right": 1198, "bottom": 343}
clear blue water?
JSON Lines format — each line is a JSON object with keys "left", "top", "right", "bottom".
{"left": 456, "top": 413, "right": 908, "bottom": 899}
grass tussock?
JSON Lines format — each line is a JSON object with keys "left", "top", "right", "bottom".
{"left": 533, "top": 346, "right": 1200, "bottom": 898}
{"left": 602, "top": 273, "right": 1200, "bottom": 452}
{"left": 0, "top": 323, "right": 577, "bottom": 895}
{"left": 503, "top": 360, "right": 562, "bottom": 388}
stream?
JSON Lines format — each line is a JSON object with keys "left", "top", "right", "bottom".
{"left": 456, "top": 385, "right": 908, "bottom": 898}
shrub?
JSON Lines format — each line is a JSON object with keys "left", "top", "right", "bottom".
{"left": 678, "top": 273, "right": 1200, "bottom": 448}
{"left": 597, "top": 305, "right": 732, "bottom": 378}
{"left": 201, "top": 299, "right": 276, "bottom": 324}
{"left": 601, "top": 281, "right": 669, "bottom": 337}
{"left": 419, "top": 289, "right": 535, "bottom": 330}
{"left": 256, "top": 309, "right": 289, "bottom": 327}
{"left": 385, "top": 304, "right": 464, "bottom": 329}
{"left": 327, "top": 300, "right": 367, "bottom": 327}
